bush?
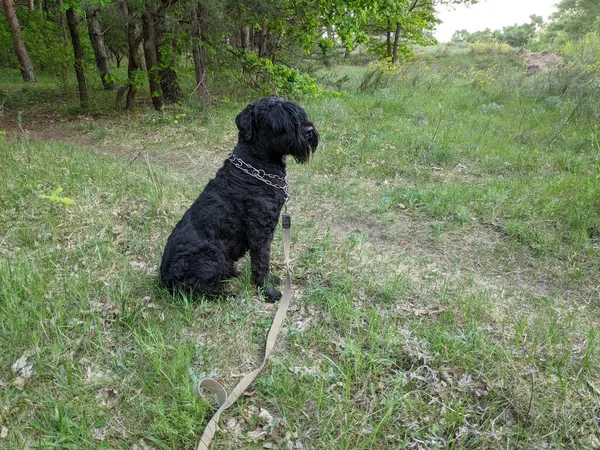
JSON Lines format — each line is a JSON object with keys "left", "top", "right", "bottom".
{"left": 469, "top": 42, "right": 514, "bottom": 56}
{"left": 236, "top": 51, "right": 337, "bottom": 99}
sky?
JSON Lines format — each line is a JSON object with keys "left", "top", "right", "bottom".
{"left": 434, "top": 0, "right": 559, "bottom": 42}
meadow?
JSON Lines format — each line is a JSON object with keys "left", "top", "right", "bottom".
{"left": 1, "top": 45, "right": 599, "bottom": 449}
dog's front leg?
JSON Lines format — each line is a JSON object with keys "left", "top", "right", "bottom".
{"left": 250, "top": 244, "right": 282, "bottom": 302}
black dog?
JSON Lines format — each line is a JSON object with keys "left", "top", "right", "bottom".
{"left": 159, "top": 97, "right": 319, "bottom": 302}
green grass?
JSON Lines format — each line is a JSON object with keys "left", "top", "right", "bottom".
{"left": 1, "top": 48, "right": 600, "bottom": 449}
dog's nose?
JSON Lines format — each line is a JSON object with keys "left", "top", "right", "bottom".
{"left": 304, "top": 125, "right": 314, "bottom": 134}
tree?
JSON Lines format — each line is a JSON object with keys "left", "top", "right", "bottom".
{"left": 153, "top": 0, "right": 182, "bottom": 104}
{"left": 360, "top": 0, "right": 479, "bottom": 62}
{"left": 84, "top": 3, "right": 116, "bottom": 90}
{"left": 122, "top": 0, "right": 143, "bottom": 110}
{"left": 141, "top": 1, "right": 163, "bottom": 110}
{"left": 65, "top": 4, "right": 88, "bottom": 108}
{"left": 1, "top": 0, "right": 36, "bottom": 82}
{"left": 545, "top": 0, "right": 600, "bottom": 43}
{"left": 191, "top": 1, "right": 210, "bottom": 103}
{"left": 499, "top": 21, "right": 537, "bottom": 48}
{"left": 451, "top": 15, "right": 544, "bottom": 48}
{"left": 99, "top": 3, "right": 128, "bottom": 68}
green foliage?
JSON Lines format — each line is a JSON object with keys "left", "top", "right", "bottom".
{"left": 39, "top": 187, "right": 76, "bottom": 208}
{"left": 359, "top": 58, "right": 399, "bottom": 92}
{"left": 469, "top": 42, "right": 514, "bottom": 56}
{"left": 452, "top": 15, "right": 543, "bottom": 48}
{"left": 544, "top": 0, "right": 600, "bottom": 44}
{"left": 237, "top": 51, "right": 337, "bottom": 98}
{"left": 0, "top": 19, "right": 14, "bottom": 69}
{"left": 3, "top": 7, "right": 74, "bottom": 76}
{"left": 559, "top": 31, "right": 600, "bottom": 63}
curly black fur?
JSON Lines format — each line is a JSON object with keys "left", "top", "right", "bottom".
{"left": 159, "top": 97, "right": 319, "bottom": 302}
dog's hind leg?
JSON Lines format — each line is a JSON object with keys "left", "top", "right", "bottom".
{"left": 173, "top": 245, "right": 233, "bottom": 298}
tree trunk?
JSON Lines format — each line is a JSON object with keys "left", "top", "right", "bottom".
{"left": 28, "top": 0, "right": 33, "bottom": 11}
{"left": 141, "top": 8, "right": 164, "bottom": 111}
{"left": 154, "top": 7, "right": 181, "bottom": 103}
{"left": 159, "top": 66, "right": 180, "bottom": 103}
{"left": 386, "top": 18, "right": 392, "bottom": 58}
{"left": 240, "top": 25, "right": 250, "bottom": 50}
{"left": 125, "top": 6, "right": 142, "bottom": 110}
{"left": 66, "top": 6, "right": 88, "bottom": 109}
{"left": 2, "top": 0, "right": 36, "bottom": 82}
{"left": 85, "top": 6, "right": 116, "bottom": 90}
{"left": 258, "top": 24, "right": 268, "bottom": 57}
{"left": 392, "top": 21, "right": 401, "bottom": 64}
{"left": 109, "top": 48, "right": 123, "bottom": 68}
{"left": 191, "top": 2, "right": 210, "bottom": 103}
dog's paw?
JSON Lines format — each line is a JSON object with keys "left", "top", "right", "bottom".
{"left": 263, "top": 286, "right": 282, "bottom": 303}
{"left": 269, "top": 274, "right": 282, "bottom": 286}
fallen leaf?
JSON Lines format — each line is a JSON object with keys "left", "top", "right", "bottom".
{"left": 91, "top": 427, "right": 108, "bottom": 441}
{"left": 13, "top": 377, "right": 26, "bottom": 390}
{"left": 224, "top": 418, "right": 242, "bottom": 434}
{"left": 258, "top": 408, "right": 274, "bottom": 426}
{"left": 247, "top": 429, "right": 268, "bottom": 442}
{"left": 11, "top": 351, "right": 34, "bottom": 374}
{"left": 132, "top": 439, "right": 154, "bottom": 450}
{"left": 96, "top": 388, "right": 118, "bottom": 409}
{"left": 0, "top": 426, "right": 8, "bottom": 439}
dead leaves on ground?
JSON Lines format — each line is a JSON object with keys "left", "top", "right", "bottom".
{"left": 10, "top": 350, "right": 35, "bottom": 391}
{"left": 222, "top": 405, "right": 304, "bottom": 449}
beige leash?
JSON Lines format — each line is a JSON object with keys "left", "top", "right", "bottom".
{"left": 195, "top": 212, "right": 293, "bottom": 450}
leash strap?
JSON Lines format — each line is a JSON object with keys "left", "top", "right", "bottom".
{"left": 195, "top": 212, "right": 293, "bottom": 450}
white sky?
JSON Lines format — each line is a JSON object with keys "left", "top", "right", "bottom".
{"left": 435, "top": 0, "right": 558, "bottom": 42}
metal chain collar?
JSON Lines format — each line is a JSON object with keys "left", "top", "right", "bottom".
{"left": 229, "top": 153, "right": 289, "bottom": 202}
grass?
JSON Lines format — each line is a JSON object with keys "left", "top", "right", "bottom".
{"left": 1, "top": 47, "right": 600, "bottom": 449}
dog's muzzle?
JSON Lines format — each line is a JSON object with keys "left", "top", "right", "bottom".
{"left": 305, "top": 125, "right": 319, "bottom": 151}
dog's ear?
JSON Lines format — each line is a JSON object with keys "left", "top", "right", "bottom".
{"left": 235, "top": 104, "right": 253, "bottom": 142}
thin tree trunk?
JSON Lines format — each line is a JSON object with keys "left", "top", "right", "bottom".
{"left": 66, "top": 6, "right": 88, "bottom": 108}
{"left": 28, "top": 0, "right": 33, "bottom": 10}
{"left": 392, "top": 21, "right": 401, "bottom": 64}
{"left": 158, "top": 59, "right": 180, "bottom": 103}
{"left": 258, "top": 24, "right": 268, "bottom": 57}
{"left": 191, "top": 2, "right": 210, "bottom": 103}
{"left": 386, "top": 18, "right": 392, "bottom": 58}
{"left": 85, "top": 6, "right": 116, "bottom": 90}
{"left": 240, "top": 25, "right": 250, "bottom": 50}
{"left": 2, "top": 0, "right": 36, "bottom": 82}
{"left": 154, "top": 7, "right": 181, "bottom": 103}
{"left": 141, "top": 8, "right": 163, "bottom": 110}
{"left": 125, "top": 7, "right": 142, "bottom": 110}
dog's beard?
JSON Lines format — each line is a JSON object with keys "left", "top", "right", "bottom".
{"left": 291, "top": 124, "right": 319, "bottom": 164}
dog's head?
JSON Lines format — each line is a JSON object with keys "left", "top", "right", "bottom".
{"left": 235, "top": 97, "right": 319, "bottom": 163}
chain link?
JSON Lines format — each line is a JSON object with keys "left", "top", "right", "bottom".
{"left": 229, "top": 154, "right": 289, "bottom": 202}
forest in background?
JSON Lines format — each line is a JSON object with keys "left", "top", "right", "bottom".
{"left": 1, "top": 0, "right": 598, "bottom": 111}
